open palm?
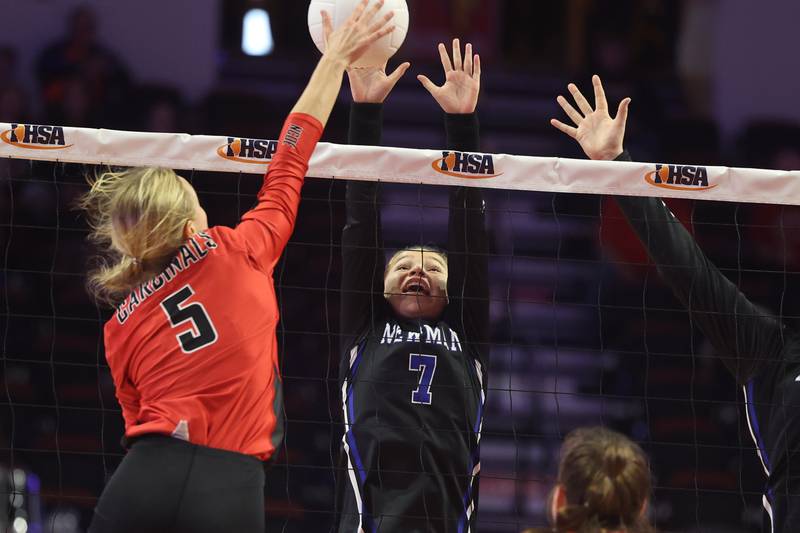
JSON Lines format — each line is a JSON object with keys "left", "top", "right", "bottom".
{"left": 347, "top": 62, "right": 411, "bottom": 103}
{"left": 418, "top": 39, "right": 481, "bottom": 114}
{"left": 551, "top": 75, "right": 631, "bottom": 161}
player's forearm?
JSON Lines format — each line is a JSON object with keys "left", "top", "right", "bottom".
{"left": 349, "top": 102, "right": 383, "bottom": 145}
{"left": 445, "top": 112, "right": 479, "bottom": 153}
{"left": 342, "top": 103, "right": 385, "bottom": 326}
{"left": 344, "top": 103, "right": 382, "bottom": 241}
{"left": 445, "top": 113, "right": 488, "bottom": 341}
{"left": 239, "top": 114, "right": 322, "bottom": 261}
{"left": 344, "top": 104, "right": 383, "bottom": 241}
{"left": 614, "top": 154, "right": 784, "bottom": 381}
{"left": 291, "top": 56, "right": 347, "bottom": 127}
{"left": 341, "top": 105, "right": 385, "bottom": 337}
{"left": 446, "top": 112, "right": 485, "bottom": 252}
{"left": 614, "top": 152, "right": 703, "bottom": 287}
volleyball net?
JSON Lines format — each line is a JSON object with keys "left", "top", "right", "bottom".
{"left": 2, "top": 121, "right": 798, "bottom": 532}
{"left": 2, "top": 122, "right": 799, "bottom": 202}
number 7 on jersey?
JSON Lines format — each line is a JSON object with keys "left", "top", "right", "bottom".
{"left": 409, "top": 353, "right": 437, "bottom": 405}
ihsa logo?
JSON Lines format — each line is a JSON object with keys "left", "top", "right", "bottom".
{"left": 217, "top": 137, "right": 277, "bottom": 164}
{"left": 432, "top": 151, "right": 502, "bottom": 179}
{"left": 1, "top": 124, "right": 72, "bottom": 150}
{"left": 645, "top": 164, "right": 717, "bottom": 191}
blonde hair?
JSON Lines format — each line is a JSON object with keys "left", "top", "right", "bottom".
{"left": 525, "top": 427, "right": 655, "bottom": 533}
{"left": 78, "top": 167, "right": 196, "bottom": 306}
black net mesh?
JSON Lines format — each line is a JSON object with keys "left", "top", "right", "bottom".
{"left": 3, "top": 156, "right": 790, "bottom": 532}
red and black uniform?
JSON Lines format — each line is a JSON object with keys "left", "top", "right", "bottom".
{"left": 615, "top": 152, "right": 800, "bottom": 533}
{"left": 89, "top": 113, "right": 322, "bottom": 533}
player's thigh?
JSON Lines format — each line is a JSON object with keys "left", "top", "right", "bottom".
{"left": 89, "top": 437, "right": 193, "bottom": 532}
{"left": 175, "top": 446, "right": 266, "bottom": 533}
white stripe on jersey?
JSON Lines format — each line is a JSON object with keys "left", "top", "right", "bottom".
{"left": 342, "top": 345, "right": 364, "bottom": 532}
{"left": 763, "top": 494, "right": 774, "bottom": 533}
{"left": 742, "top": 385, "right": 770, "bottom": 476}
{"left": 464, "top": 359, "right": 487, "bottom": 529}
{"left": 742, "top": 385, "right": 774, "bottom": 533}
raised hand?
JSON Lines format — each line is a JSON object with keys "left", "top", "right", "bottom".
{"left": 551, "top": 75, "right": 631, "bottom": 161}
{"left": 418, "top": 39, "right": 481, "bottom": 114}
{"left": 347, "top": 62, "right": 411, "bottom": 104}
{"left": 322, "top": 0, "right": 396, "bottom": 68}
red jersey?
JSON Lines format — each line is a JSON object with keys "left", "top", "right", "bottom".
{"left": 103, "top": 113, "right": 323, "bottom": 461}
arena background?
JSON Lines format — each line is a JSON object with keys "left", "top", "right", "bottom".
{"left": 1, "top": 1, "right": 800, "bottom": 531}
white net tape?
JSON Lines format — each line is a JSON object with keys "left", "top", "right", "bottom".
{"left": 2, "top": 122, "right": 799, "bottom": 204}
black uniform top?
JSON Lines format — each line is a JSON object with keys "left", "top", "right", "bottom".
{"left": 615, "top": 153, "right": 800, "bottom": 533}
{"left": 337, "top": 103, "right": 489, "bottom": 533}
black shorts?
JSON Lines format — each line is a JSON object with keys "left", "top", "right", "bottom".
{"left": 89, "top": 435, "right": 265, "bottom": 533}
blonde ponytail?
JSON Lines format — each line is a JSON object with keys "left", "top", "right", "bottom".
{"left": 78, "top": 167, "right": 196, "bottom": 306}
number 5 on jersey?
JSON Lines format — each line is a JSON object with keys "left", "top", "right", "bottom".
{"left": 161, "top": 284, "right": 218, "bottom": 354}
{"left": 409, "top": 353, "right": 437, "bottom": 405}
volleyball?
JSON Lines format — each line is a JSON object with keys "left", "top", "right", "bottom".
{"left": 307, "top": 0, "right": 409, "bottom": 68}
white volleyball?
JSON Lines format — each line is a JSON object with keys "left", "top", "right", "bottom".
{"left": 308, "top": 0, "right": 409, "bottom": 68}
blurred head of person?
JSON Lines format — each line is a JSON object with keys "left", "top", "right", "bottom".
{"left": 526, "top": 427, "right": 654, "bottom": 533}
{"left": 0, "top": 46, "right": 17, "bottom": 84}
{"left": 384, "top": 247, "right": 448, "bottom": 321}
{"left": 772, "top": 147, "right": 800, "bottom": 172}
{"left": 78, "top": 167, "right": 207, "bottom": 306}
{"left": 68, "top": 5, "right": 98, "bottom": 48}
{"left": 137, "top": 87, "right": 183, "bottom": 133}
{"left": 0, "top": 85, "right": 29, "bottom": 122}
{"left": 145, "top": 100, "right": 180, "bottom": 133}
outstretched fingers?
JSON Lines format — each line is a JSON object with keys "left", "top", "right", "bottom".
{"left": 366, "top": 22, "right": 395, "bottom": 47}
{"left": 388, "top": 62, "right": 411, "bottom": 84}
{"left": 321, "top": 10, "right": 334, "bottom": 45}
{"left": 568, "top": 83, "right": 593, "bottom": 116}
{"left": 473, "top": 54, "right": 481, "bottom": 81}
{"left": 592, "top": 75, "right": 608, "bottom": 112}
{"left": 438, "top": 43, "right": 453, "bottom": 73}
{"left": 348, "top": 0, "right": 369, "bottom": 24}
{"left": 452, "top": 38, "right": 463, "bottom": 72}
{"left": 464, "top": 43, "right": 473, "bottom": 76}
{"left": 417, "top": 74, "right": 439, "bottom": 95}
{"left": 616, "top": 97, "right": 632, "bottom": 124}
{"left": 550, "top": 119, "right": 578, "bottom": 139}
{"left": 367, "top": 11, "right": 394, "bottom": 37}
{"left": 357, "top": 0, "right": 384, "bottom": 25}
{"left": 557, "top": 95, "right": 584, "bottom": 126}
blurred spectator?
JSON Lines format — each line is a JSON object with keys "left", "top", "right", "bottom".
{"left": 46, "top": 75, "right": 96, "bottom": 127}
{"left": 738, "top": 121, "right": 800, "bottom": 169}
{"left": 36, "top": 5, "right": 131, "bottom": 127}
{"left": 744, "top": 139, "right": 800, "bottom": 274}
{"left": 0, "top": 46, "right": 18, "bottom": 86}
{"left": 0, "top": 46, "right": 32, "bottom": 123}
{"left": 676, "top": 0, "right": 718, "bottom": 117}
{"left": 0, "top": 86, "right": 30, "bottom": 123}
{"left": 501, "top": 1, "right": 569, "bottom": 70}
{"left": 133, "top": 85, "right": 184, "bottom": 133}
{"left": 406, "top": 0, "right": 497, "bottom": 59}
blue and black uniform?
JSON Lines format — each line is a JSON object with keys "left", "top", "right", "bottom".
{"left": 337, "top": 103, "right": 489, "bottom": 532}
{"left": 615, "top": 152, "right": 800, "bottom": 533}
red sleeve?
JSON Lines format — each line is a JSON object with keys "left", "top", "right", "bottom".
{"left": 105, "top": 329, "right": 141, "bottom": 431}
{"left": 234, "top": 113, "right": 324, "bottom": 270}
{"left": 115, "top": 375, "right": 141, "bottom": 431}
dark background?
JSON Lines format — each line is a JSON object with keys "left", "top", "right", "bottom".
{"left": 2, "top": 1, "right": 800, "bottom": 531}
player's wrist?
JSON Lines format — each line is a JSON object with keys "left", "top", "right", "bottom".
{"left": 318, "top": 54, "right": 348, "bottom": 74}
{"left": 589, "top": 144, "right": 625, "bottom": 161}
